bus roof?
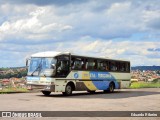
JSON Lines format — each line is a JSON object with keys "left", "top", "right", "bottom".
{"left": 71, "top": 54, "right": 130, "bottom": 62}
{"left": 31, "top": 51, "right": 130, "bottom": 62}
{"left": 31, "top": 51, "right": 61, "bottom": 57}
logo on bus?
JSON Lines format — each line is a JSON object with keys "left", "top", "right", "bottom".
{"left": 74, "top": 73, "right": 79, "bottom": 79}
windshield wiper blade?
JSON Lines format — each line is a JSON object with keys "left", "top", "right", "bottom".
{"left": 31, "top": 61, "right": 42, "bottom": 76}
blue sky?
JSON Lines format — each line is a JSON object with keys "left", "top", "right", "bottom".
{"left": 0, "top": 0, "right": 160, "bottom": 67}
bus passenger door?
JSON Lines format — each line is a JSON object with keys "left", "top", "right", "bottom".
{"left": 56, "top": 57, "right": 70, "bottom": 77}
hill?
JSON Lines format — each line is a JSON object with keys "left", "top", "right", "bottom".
{"left": 131, "top": 66, "right": 160, "bottom": 71}
{"left": 0, "top": 67, "right": 27, "bottom": 79}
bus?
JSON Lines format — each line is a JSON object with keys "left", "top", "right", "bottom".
{"left": 26, "top": 51, "right": 131, "bottom": 96}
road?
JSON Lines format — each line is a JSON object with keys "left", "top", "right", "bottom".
{"left": 0, "top": 88, "right": 159, "bottom": 120}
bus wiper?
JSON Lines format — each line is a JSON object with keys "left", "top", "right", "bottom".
{"left": 31, "top": 61, "right": 42, "bottom": 76}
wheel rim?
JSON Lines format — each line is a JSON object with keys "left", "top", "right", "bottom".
{"left": 66, "top": 85, "right": 72, "bottom": 94}
{"left": 110, "top": 84, "right": 114, "bottom": 92}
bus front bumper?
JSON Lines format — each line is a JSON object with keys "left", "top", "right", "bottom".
{"left": 27, "top": 84, "right": 55, "bottom": 92}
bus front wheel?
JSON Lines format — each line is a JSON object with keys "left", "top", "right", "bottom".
{"left": 63, "top": 84, "right": 72, "bottom": 96}
{"left": 42, "top": 91, "right": 51, "bottom": 96}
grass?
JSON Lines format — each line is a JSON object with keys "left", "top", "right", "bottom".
{"left": 130, "top": 81, "right": 160, "bottom": 89}
{"left": 0, "top": 87, "right": 29, "bottom": 94}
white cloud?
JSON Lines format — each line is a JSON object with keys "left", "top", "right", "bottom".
{"left": 0, "top": 0, "right": 160, "bottom": 67}
{"left": 0, "top": 0, "right": 159, "bottom": 41}
{"left": 106, "top": 2, "right": 131, "bottom": 16}
{"left": 142, "top": 10, "right": 160, "bottom": 29}
{"left": 0, "top": 6, "right": 73, "bottom": 41}
{"left": 62, "top": 40, "right": 160, "bottom": 66}
{"left": 0, "top": 39, "right": 160, "bottom": 67}
{"left": 83, "top": 41, "right": 100, "bottom": 51}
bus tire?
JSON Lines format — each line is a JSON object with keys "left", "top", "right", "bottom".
{"left": 108, "top": 82, "right": 115, "bottom": 93}
{"left": 63, "top": 84, "right": 73, "bottom": 96}
{"left": 104, "top": 82, "right": 115, "bottom": 93}
{"left": 42, "top": 91, "right": 51, "bottom": 96}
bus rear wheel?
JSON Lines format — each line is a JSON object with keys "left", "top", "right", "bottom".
{"left": 42, "top": 91, "right": 51, "bottom": 96}
{"left": 63, "top": 84, "right": 72, "bottom": 96}
{"left": 104, "top": 82, "right": 115, "bottom": 93}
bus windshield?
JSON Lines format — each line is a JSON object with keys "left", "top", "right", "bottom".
{"left": 29, "top": 57, "right": 56, "bottom": 73}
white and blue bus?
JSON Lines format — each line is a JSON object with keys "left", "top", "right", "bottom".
{"left": 26, "top": 51, "right": 131, "bottom": 96}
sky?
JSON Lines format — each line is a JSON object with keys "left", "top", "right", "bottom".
{"left": 0, "top": 0, "right": 160, "bottom": 67}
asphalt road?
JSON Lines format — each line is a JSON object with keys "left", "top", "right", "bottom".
{"left": 0, "top": 88, "right": 160, "bottom": 120}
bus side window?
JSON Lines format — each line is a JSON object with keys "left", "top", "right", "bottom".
{"left": 82, "top": 59, "right": 87, "bottom": 70}
{"left": 120, "top": 63, "right": 125, "bottom": 71}
{"left": 126, "top": 62, "right": 130, "bottom": 72}
{"left": 71, "top": 60, "right": 75, "bottom": 69}
{"left": 62, "top": 61, "right": 69, "bottom": 71}
{"left": 71, "top": 58, "right": 75, "bottom": 69}
{"left": 94, "top": 60, "right": 97, "bottom": 70}
{"left": 74, "top": 61, "right": 79, "bottom": 69}
{"left": 57, "top": 60, "right": 69, "bottom": 77}
{"left": 71, "top": 57, "right": 85, "bottom": 70}
{"left": 97, "top": 61, "right": 101, "bottom": 70}
{"left": 110, "top": 61, "right": 117, "bottom": 71}
{"left": 86, "top": 59, "right": 95, "bottom": 70}
{"left": 97, "top": 61, "right": 108, "bottom": 71}
{"left": 105, "top": 61, "right": 109, "bottom": 71}
{"left": 119, "top": 62, "right": 130, "bottom": 72}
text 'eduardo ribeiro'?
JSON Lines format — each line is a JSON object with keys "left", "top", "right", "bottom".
{"left": 131, "top": 112, "right": 158, "bottom": 117}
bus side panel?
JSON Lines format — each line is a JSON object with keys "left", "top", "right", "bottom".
{"left": 75, "top": 82, "right": 89, "bottom": 91}
{"left": 89, "top": 71, "right": 118, "bottom": 90}
{"left": 67, "top": 71, "right": 131, "bottom": 91}
{"left": 68, "top": 71, "right": 98, "bottom": 91}
{"left": 54, "top": 80, "right": 66, "bottom": 92}
{"left": 110, "top": 72, "right": 131, "bottom": 89}
{"left": 81, "top": 71, "right": 97, "bottom": 91}
{"left": 70, "top": 71, "right": 120, "bottom": 91}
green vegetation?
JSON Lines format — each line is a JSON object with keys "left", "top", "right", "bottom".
{"left": 0, "top": 87, "right": 29, "bottom": 94}
{"left": 152, "top": 78, "right": 160, "bottom": 83}
{"left": 0, "top": 68, "right": 10, "bottom": 71}
{"left": 0, "top": 67, "right": 27, "bottom": 79}
{"left": 130, "top": 81, "right": 160, "bottom": 89}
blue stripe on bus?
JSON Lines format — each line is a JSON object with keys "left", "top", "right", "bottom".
{"left": 89, "top": 71, "right": 119, "bottom": 90}
{"left": 27, "top": 77, "right": 40, "bottom": 81}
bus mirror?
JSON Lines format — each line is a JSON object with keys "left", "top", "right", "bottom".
{"left": 26, "top": 59, "right": 30, "bottom": 67}
{"left": 51, "top": 64, "right": 56, "bottom": 69}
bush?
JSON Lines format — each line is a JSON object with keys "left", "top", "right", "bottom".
{"left": 152, "top": 78, "right": 160, "bottom": 83}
